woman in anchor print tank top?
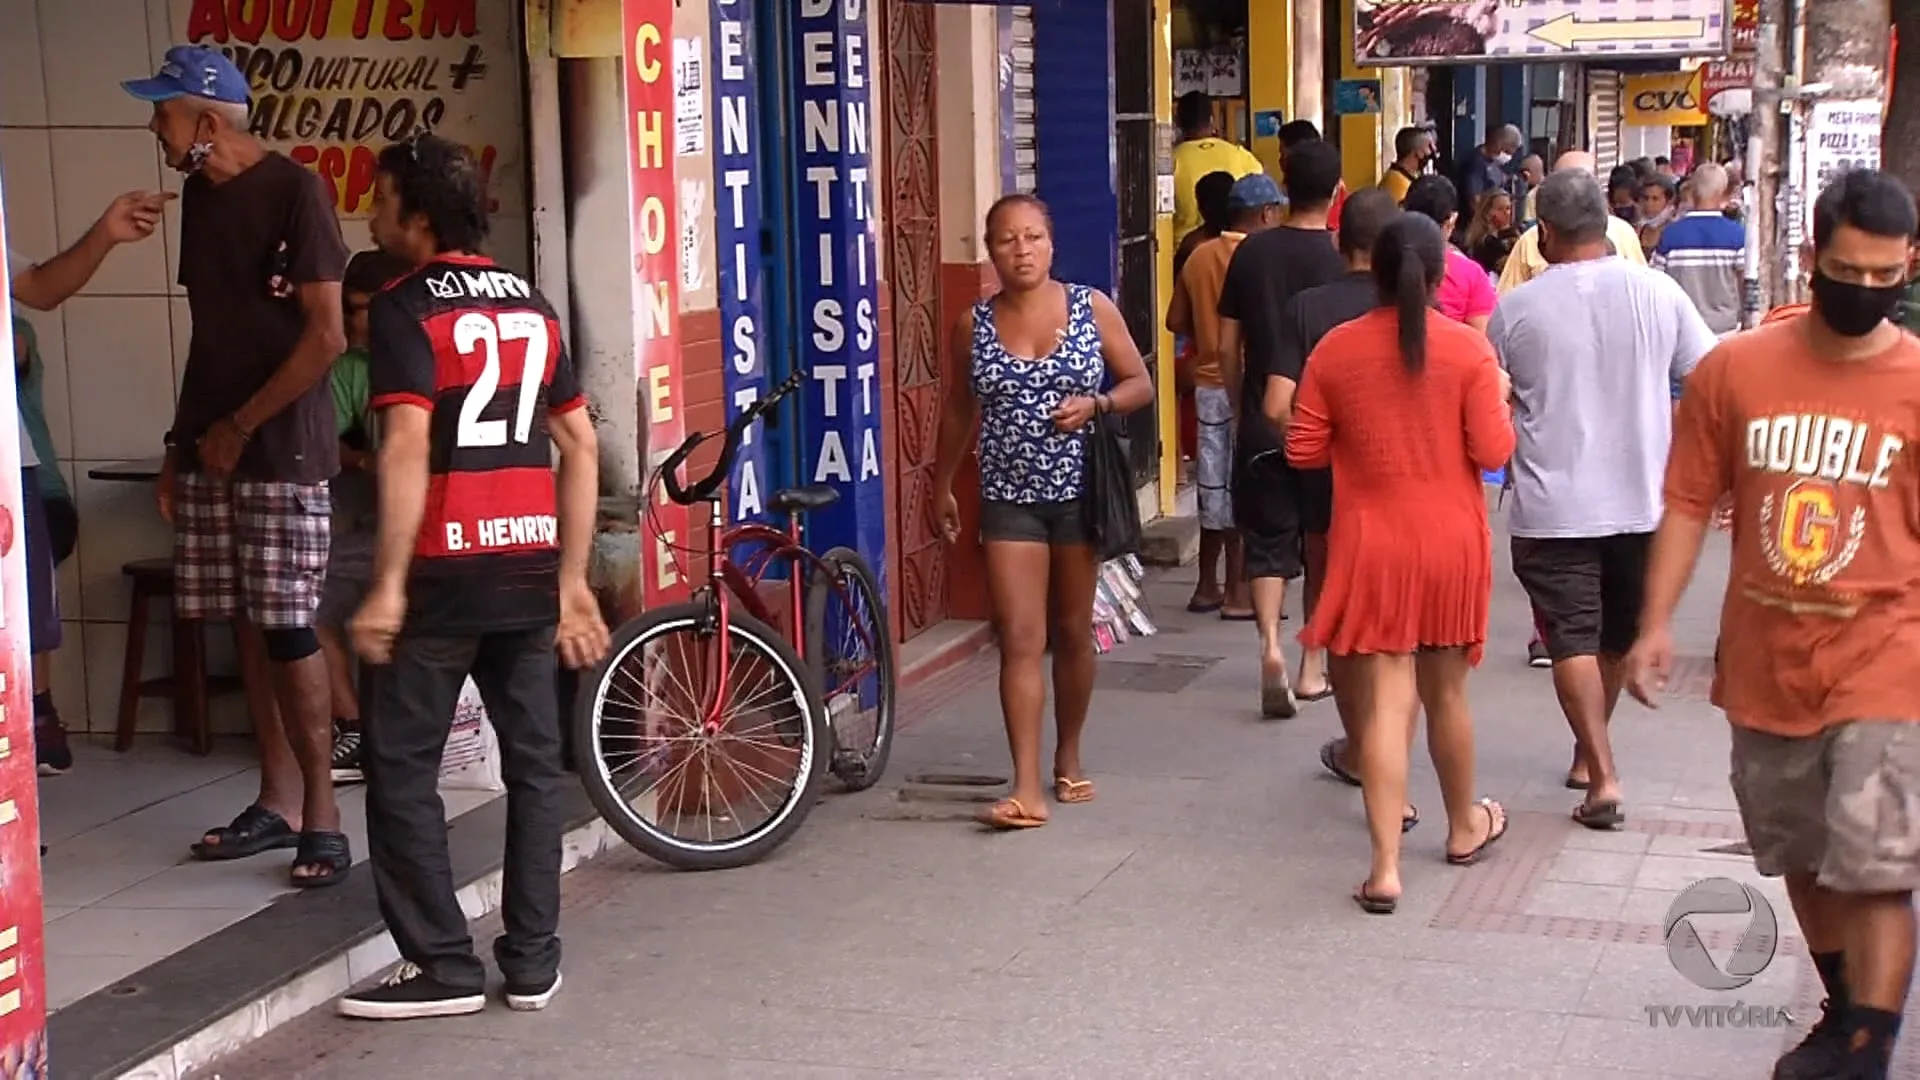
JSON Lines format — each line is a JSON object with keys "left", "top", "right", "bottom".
{"left": 933, "top": 193, "right": 1155, "bottom": 832}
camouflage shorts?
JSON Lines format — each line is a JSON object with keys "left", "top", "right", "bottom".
{"left": 1729, "top": 721, "right": 1920, "bottom": 894}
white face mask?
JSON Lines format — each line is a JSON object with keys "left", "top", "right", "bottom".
{"left": 1494, "top": 151, "right": 1513, "bottom": 165}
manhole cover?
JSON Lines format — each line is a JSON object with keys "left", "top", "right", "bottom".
{"left": 1100, "top": 655, "right": 1220, "bottom": 694}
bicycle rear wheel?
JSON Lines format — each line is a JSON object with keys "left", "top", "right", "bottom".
{"left": 573, "top": 604, "right": 827, "bottom": 870}
{"left": 804, "top": 547, "right": 897, "bottom": 792}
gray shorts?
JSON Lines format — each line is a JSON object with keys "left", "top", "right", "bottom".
{"left": 1729, "top": 720, "right": 1920, "bottom": 894}
{"left": 979, "top": 500, "right": 1087, "bottom": 546}
{"left": 1194, "top": 385, "right": 1235, "bottom": 531}
{"left": 317, "top": 531, "right": 375, "bottom": 630}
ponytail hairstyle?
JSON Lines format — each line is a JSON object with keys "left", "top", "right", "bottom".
{"left": 985, "top": 192, "right": 1053, "bottom": 236}
{"left": 1371, "top": 214, "right": 1447, "bottom": 375}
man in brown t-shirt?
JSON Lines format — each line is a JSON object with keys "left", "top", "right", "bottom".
{"left": 1626, "top": 169, "right": 1920, "bottom": 1080}
{"left": 124, "top": 47, "right": 352, "bottom": 886}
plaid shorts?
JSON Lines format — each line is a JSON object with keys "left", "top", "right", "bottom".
{"left": 174, "top": 472, "right": 331, "bottom": 629}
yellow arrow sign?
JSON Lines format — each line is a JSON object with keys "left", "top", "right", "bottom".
{"left": 1527, "top": 14, "right": 1708, "bottom": 49}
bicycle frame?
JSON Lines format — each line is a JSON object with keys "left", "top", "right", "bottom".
{"left": 691, "top": 499, "right": 824, "bottom": 729}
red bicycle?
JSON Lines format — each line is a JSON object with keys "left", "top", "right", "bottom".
{"left": 572, "top": 371, "right": 896, "bottom": 870}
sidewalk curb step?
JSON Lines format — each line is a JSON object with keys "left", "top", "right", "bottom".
{"left": 74, "top": 618, "right": 995, "bottom": 1080}
{"left": 144, "top": 819, "right": 619, "bottom": 1080}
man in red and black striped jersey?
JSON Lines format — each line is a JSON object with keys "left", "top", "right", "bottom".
{"left": 341, "top": 134, "right": 608, "bottom": 1022}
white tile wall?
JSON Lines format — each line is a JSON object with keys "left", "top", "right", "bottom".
{"left": 37, "top": 0, "right": 156, "bottom": 129}
{"left": 6, "top": 0, "right": 181, "bottom": 733}
{"left": 0, "top": 0, "right": 49, "bottom": 128}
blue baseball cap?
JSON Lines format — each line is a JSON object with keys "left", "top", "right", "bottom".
{"left": 123, "top": 46, "right": 250, "bottom": 106}
{"left": 1228, "top": 173, "right": 1285, "bottom": 211}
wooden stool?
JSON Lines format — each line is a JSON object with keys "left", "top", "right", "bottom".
{"left": 114, "top": 557, "right": 239, "bottom": 756}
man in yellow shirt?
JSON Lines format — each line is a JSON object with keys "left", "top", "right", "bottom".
{"left": 1173, "top": 91, "right": 1262, "bottom": 247}
{"left": 1379, "top": 126, "right": 1431, "bottom": 204}
{"left": 1498, "top": 150, "right": 1646, "bottom": 293}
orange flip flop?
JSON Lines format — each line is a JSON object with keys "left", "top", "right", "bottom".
{"left": 976, "top": 797, "right": 1047, "bottom": 830}
{"left": 1053, "top": 777, "right": 1096, "bottom": 804}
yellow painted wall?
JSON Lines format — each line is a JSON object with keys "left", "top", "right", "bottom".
{"left": 1247, "top": 0, "right": 1293, "bottom": 176}
{"left": 1336, "top": 0, "right": 1381, "bottom": 191}
{"left": 1155, "top": 0, "right": 1178, "bottom": 516}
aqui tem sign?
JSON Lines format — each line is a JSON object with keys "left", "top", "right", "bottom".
{"left": 1355, "top": 0, "right": 1732, "bottom": 65}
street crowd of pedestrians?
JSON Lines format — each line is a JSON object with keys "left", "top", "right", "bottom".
{"left": 1127, "top": 95, "right": 1920, "bottom": 1080}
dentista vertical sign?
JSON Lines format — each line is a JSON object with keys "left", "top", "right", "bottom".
{"left": 625, "top": 0, "right": 689, "bottom": 608}
{"left": 0, "top": 166, "right": 50, "bottom": 1078}
{"left": 711, "top": 0, "right": 768, "bottom": 528}
{"left": 791, "top": 0, "right": 887, "bottom": 590}
{"left": 176, "top": 0, "right": 530, "bottom": 269}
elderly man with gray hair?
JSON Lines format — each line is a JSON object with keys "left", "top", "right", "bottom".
{"left": 1651, "top": 162, "right": 1747, "bottom": 336}
{"left": 1487, "top": 169, "right": 1717, "bottom": 831}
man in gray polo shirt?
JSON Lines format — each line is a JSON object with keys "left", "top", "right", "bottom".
{"left": 1489, "top": 169, "right": 1717, "bottom": 831}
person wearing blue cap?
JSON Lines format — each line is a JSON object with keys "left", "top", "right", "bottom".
{"left": 124, "top": 45, "right": 358, "bottom": 888}
{"left": 1166, "top": 172, "right": 1286, "bottom": 623}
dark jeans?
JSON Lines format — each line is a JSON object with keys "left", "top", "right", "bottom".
{"left": 364, "top": 624, "right": 565, "bottom": 992}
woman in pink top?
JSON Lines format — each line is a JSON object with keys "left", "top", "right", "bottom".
{"left": 1403, "top": 175, "right": 1497, "bottom": 332}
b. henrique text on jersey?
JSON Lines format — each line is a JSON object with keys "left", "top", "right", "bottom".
{"left": 443, "top": 513, "right": 560, "bottom": 553}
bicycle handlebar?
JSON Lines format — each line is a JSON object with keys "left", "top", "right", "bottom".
{"left": 659, "top": 369, "right": 807, "bottom": 506}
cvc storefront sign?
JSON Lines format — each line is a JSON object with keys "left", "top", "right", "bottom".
{"left": 792, "top": 0, "right": 886, "bottom": 589}
{"left": 712, "top": 0, "right": 768, "bottom": 527}
{"left": 625, "top": 0, "right": 689, "bottom": 609}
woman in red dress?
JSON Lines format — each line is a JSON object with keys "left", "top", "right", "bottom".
{"left": 1284, "top": 214, "right": 1515, "bottom": 914}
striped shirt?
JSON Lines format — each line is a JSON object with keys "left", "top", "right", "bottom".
{"left": 1652, "top": 211, "right": 1746, "bottom": 336}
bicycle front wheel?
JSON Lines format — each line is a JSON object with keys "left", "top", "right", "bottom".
{"left": 573, "top": 605, "right": 827, "bottom": 870}
{"left": 804, "top": 547, "right": 897, "bottom": 792}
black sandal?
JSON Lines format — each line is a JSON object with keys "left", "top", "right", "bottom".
{"left": 1318, "top": 738, "right": 1362, "bottom": 787}
{"left": 1353, "top": 884, "right": 1398, "bottom": 915}
{"left": 290, "top": 830, "right": 352, "bottom": 889}
{"left": 191, "top": 805, "right": 299, "bottom": 861}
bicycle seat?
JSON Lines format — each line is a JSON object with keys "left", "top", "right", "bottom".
{"left": 770, "top": 484, "right": 840, "bottom": 515}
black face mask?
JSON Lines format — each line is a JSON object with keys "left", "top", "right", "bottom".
{"left": 1810, "top": 271, "right": 1906, "bottom": 337}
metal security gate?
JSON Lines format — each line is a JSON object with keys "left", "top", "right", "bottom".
{"left": 1011, "top": 6, "right": 1038, "bottom": 193}
{"left": 1588, "top": 69, "right": 1624, "bottom": 170}
{"left": 1113, "top": 0, "right": 1157, "bottom": 485}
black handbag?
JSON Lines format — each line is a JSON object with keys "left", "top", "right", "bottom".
{"left": 1081, "top": 412, "right": 1141, "bottom": 560}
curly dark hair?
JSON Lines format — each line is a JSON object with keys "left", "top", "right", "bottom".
{"left": 376, "top": 132, "right": 489, "bottom": 253}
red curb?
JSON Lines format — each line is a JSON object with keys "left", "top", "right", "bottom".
{"left": 898, "top": 621, "right": 995, "bottom": 692}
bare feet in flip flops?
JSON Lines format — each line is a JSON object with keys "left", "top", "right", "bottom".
{"left": 1446, "top": 798, "right": 1509, "bottom": 865}
{"left": 976, "top": 796, "right": 1048, "bottom": 829}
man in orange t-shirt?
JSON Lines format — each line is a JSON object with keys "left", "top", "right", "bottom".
{"left": 1626, "top": 169, "right": 1920, "bottom": 1080}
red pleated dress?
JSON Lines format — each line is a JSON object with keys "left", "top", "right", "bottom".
{"left": 1284, "top": 309, "right": 1516, "bottom": 664}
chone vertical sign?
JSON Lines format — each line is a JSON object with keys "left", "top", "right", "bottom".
{"left": 0, "top": 169, "right": 50, "bottom": 1075}
{"left": 625, "top": 0, "right": 688, "bottom": 609}
{"left": 792, "top": 0, "right": 887, "bottom": 587}
{"left": 711, "top": 0, "right": 768, "bottom": 527}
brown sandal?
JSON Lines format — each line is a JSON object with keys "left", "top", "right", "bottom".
{"left": 1053, "top": 777, "right": 1096, "bottom": 804}
{"left": 976, "top": 797, "right": 1047, "bottom": 830}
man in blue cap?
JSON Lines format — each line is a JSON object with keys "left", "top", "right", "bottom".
{"left": 1166, "top": 172, "right": 1287, "bottom": 622}
{"left": 124, "top": 45, "right": 356, "bottom": 887}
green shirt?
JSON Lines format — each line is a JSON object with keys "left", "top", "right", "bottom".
{"left": 1905, "top": 281, "right": 1920, "bottom": 335}
{"left": 329, "top": 349, "right": 375, "bottom": 532}
{"left": 331, "top": 348, "right": 371, "bottom": 437}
